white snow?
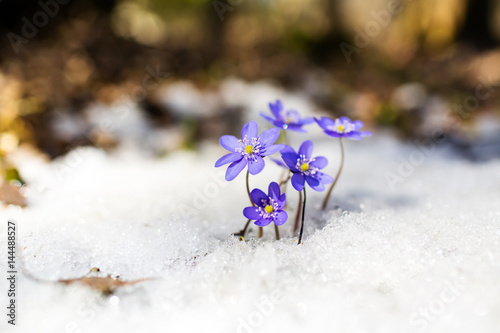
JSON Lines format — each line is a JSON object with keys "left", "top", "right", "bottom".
{"left": 1, "top": 90, "right": 500, "bottom": 333}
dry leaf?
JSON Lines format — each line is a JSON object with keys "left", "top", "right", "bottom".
{"left": 0, "top": 182, "right": 27, "bottom": 207}
{"left": 59, "top": 276, "right": 151, "bottom": 295}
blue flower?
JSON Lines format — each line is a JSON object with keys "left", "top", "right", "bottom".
{"left": 215, "top": 121, "right": 284, "bottom": 181}
{"left": 315, "top": 116, "right": 372, "bottom": 140}
{"left": 243, "top": 182, "right": 288, "bottom": 227}
{"left": 281, "top": 140, "right": 333, "bottom": 192}
{"left": 261, "top": 100, "right": 314, "bottom": 132}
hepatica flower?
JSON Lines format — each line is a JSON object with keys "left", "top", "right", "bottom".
{"left": 261, "top": 100, "right": 314, "bottom": 132}
{"left": 215, "top": 121, "right": 284, "bottom": 181}
{"left": 243, "top": 182, "right": 288, "bottom": 227}
{"left": 315, "top": 116, "right": 372, "bottom": 139}
{"left": 281, "top": 140, "right": 333, "bottom": 192}
{"left": 315, "top": 116, "right": 371, "bottom": 210}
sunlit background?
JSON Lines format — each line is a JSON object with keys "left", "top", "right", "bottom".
{"left": 1, "top": 0, "right": 500, "bottom": 201}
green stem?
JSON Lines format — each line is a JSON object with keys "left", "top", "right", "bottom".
{"left": 293, "top": 190, "right": 302, "bottom": 235}
{"left": 246, "top": 169, "right": 262, "bottom": 237}
{"left": 298, "top": 188, "right": 306, "bottom": 245}
{"left": 246, "top": 169, "right": 254, "bottom": 206}
{"left": 321, "top": 138, "right": 344, "bottom": 211}
{"left": 279, "top": 171, "right": 291, "bottom": 210}
{"left": 234, "top": 219, "right": 251, "bottom": 239}
{"left": 283, "top": 130, "right": 290, "bottom": 145}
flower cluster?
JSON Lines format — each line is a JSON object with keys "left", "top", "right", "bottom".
{"left": 261, "top": 100, "right": 314, "bottom": 132}
{"left": 215, "top": 99, "right": 372, "bottom": 244}
{"left": 215, "top": 121, "right": 283, "bottom": 181}
{"left": 243, "top": 182, "right": 287, "bottom": 227}
{"left": 281, "top": 140, "right": 333, "bottom": 192}
{"left": 315, "top": 116, "right": 372, "bottom": 139}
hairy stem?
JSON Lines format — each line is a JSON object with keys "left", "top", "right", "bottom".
{"left": 298, "top": 188, "right": 307, "bottom": 245}
{"left": 274, "top": 224, "right": 280, "bottom": 240}
{"left": 279, "top": 172, "right": 291, "bottom": 188}
{"left": 321, "top": 138, "right": 344, "bottom": 211}
{"left": 293, "top": 190, "right": 302, "bottom": 235}
{"left": 235, "top": 219, "right": 252, "bottom": 239}
{"left": 246, "top": 169, "right": 254, "bottom": 206}
{"left": 246, "top": 169, "right": 262, "bottom": 238}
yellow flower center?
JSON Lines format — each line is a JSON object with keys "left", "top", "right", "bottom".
{"left": 337, "top": 125, "right": 345, "bottom": 132}
{"left": 264, "top": 205, "right": 274, "bottom": 214}
{"left": 301, "top": 163, "right": 309, "bottom": 171}
{"left": 245, "top": 145, "right": 254, "bottom": 154}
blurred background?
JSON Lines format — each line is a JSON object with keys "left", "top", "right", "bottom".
{"left": 1, "top": 0, "right": 500, "bottom": 203}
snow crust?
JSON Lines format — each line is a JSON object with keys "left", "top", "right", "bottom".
{"left": 1, "top": 84, "right": 500, "bottom": 333}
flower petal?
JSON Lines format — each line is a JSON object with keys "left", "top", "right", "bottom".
{"left": 219, "top": 135, "right": 241, "bottom": 152}
{"left": 269, "top": 100, "right": 283, "bottom": 119}
{"left": 260, "top": 112, "right": 276, "bottom": 124}
{"left": 343, "top": 132, "right": 362, "bottom": 140}
{"left": 285, "top": 109, "right": 300, "bottom": 119}
{"left": 215, "top": 153, "right": 242, "bottom": 167}
{"left": 225, "top": 158, "right": 247, "bottom": 181}
{"left": 243, "top": 206, "right": 261, "bottom": 220}
{"left": 241, "top": 121, "right": 258, "bottom": 139}
{"left": 272, "top": 120, "right": 287, "bottom": 130}
{"left": 353, "top": 120, "right": 364, "bottom": 130}
{"left": 271, "top": 157, "right": 287, "bottom": 168}
{"left": 291, "top": 173, "right": 305, "bottom": 191}
{"left": 315, "top": 117, "right": 335, "bottom": 130}
{"left": 281, "top": 145, "right": 296, "bottom": 154}
{"left": 274, "top": 210, "right": 288, "bottom": 226}
{"left": 298, "top": 140, "right": 313, "bottom": 159}
{"left": 268, "top": 182, "right": 281, "bottom": 200}
{"left": 317, "top": 172, "right": 334, "bottom": 184}
{"left": 305, "top": 175, "right": 321, "bottom": 188}
{"left": 308, "top": 181, "right": 325, "bottom": 192}
{"left": 261, "top": 144, "right": 285, "bottom": 156}
{"left": 281, "top": 152, "right": 299, "bottom": 171}
{"left": 250, "top": 188, "right": 268, "bottom": 206}
{"left": 255, "top": 218, "right": 272, "bottom": 227}
{"left": 323, "top": 130, "right": 342, "bottom": 138}
{"left": 310, "top": 156, "right": 328, "bottom": 169}
{"left": 248, "top": 155, "right": 265, "bottom": 175}
{"left": 277, "top": 193, "right": 286, "bottom": 209}
{"left": 339, "top": 116, "right": 352, "bottom": 124}
{"left": 359, "top": 130, "right": 372, "bottom": 137}
{"left": 215, "top": 153, "right": 243, "bottom": 168}
{"left": 259, "top": 128, "right": 280, "bottom": 147}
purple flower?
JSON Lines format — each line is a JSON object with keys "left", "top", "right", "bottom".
{"left": 261, "top": 100, "right": 314, "bottom": 132}
{"left": 243, "top": 182, "right": 288, "bottom": 227}
{"left": 281, "top": 140, "right": 333, "bottom": 192}
{"left": 315, "top": 116, "right": 372, "bottom": 140}
{"left": 215, "top": 121, "right": 284, "bottom": 181}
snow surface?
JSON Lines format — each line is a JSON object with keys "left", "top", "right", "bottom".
{"left": 1, "top": 86, "right": 500, "bottom": 333}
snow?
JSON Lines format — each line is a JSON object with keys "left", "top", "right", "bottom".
{"left": 1, "top": 90, "right": 500, "bottom": 333}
